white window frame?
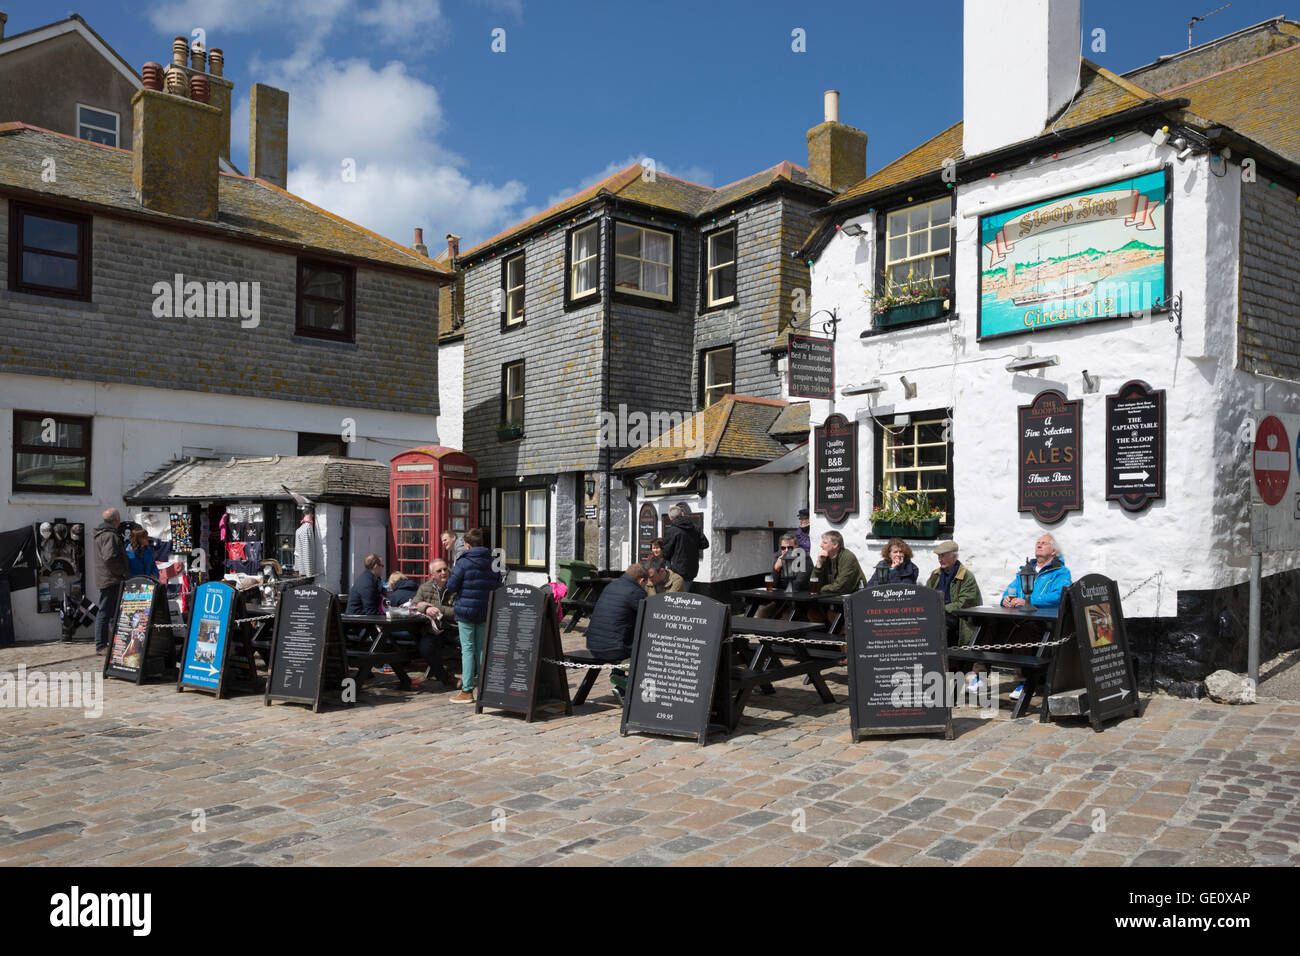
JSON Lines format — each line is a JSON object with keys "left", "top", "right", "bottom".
{"left": 505, "top": 253, "right": 525, "bottom": 325}
{"left": 881, "top": 413, "right": 951, "bottom": 523}
{"left": 614, "top": 222, "right": 673, "bottom": 301}
{"left": 702, "top": 345, "right": 734, "bottom": 408}
{"left": 76, "top": 104, "right": 119, "bottom": 147}
{"left": 501, "top": 488, "right": 547, "bottom": 569}
{"left": 570, "top": 223, "right": 599, "bottom": 301}
{"left": 706, "top": 227, "right": 737, "bottom": 307}
{"left": 884, "top": 196, "right": 952, "bottom": 287}
{"left": 503, "top": 361, "right": 524, "bottom": 427}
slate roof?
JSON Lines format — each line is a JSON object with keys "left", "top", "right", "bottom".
{"left": 461, "top": 162, "right": 829, "bottom": 260}
{"left": 124, "top": 456, "right": 390, "bottom": 504}
{"left": 768, "top": 402, "right": 810, "bottom": 441}
{"left": 612, "top": 395, "right": 790, "bottom": 472}
{"left": 0, "top": 123, "right": 451, "bottom": 278}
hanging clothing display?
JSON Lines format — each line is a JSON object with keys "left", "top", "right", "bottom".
{"left": 170, "top": 513, "right": 193, "bottom": 550}
{"left": 294, "top": 518, "right": 317, "bottom": 576}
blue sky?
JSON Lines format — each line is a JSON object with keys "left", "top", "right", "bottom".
{"left": 3, "top": 0, "right": 1289, "bottom": 248}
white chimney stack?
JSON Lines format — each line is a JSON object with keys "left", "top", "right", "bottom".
{"left": 963, "top": 0, "right": 1081, "bottom": 157}
{"left": 824, "top": 90, "right": 840, "bottom": 124}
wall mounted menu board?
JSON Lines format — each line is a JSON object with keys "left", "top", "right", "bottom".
{"left": 1105, "top": 380, "right": 1165, "bottom": 512}
{"left": 814, "top": 413, "right": 858, "bottom": 523}
{"left": 265, "top": 585, "right": 349, "bottom": 712}
{"left": 844, "top": 584, "right": 951, "bottom": 740}
{"left": 105, "top": 576, "right": 174, "bottom": 684}
{"left": 637, "top": 503, "right": 659, "bottom": 562}
{"left": 787, "top": 334, "right": 835, "bottom": 400}
{"left": 1018, "top": 389, "right": 1082, "bottom": 523}
{"left": 1054, "top": 575, "right": 1140, "bottom": 732}
{"left": 621, "top": 592, "right": 729, "bottom": 746}
{"left": 477, "top": 584, "right": 571, "bottom": 721}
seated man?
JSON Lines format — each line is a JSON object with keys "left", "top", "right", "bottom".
{"left": 925, "top": 540, "right": 982, "bottom": 645}
{"left": 756, "top": 532, "right": 810, "bottom": 619}
{"left": 642, "top": 557, "right": 686, "bottom": 595}
{"left": 808, "top": 531, "right": 864, "bottom": 626}
{"left": 345, "top": 554, "right": 384, "bottom": 615}
{"left": 408, "top": 558, "right": 457, "bottom": 688}
{"left": 1000, "top": 534, "right": 1072, "bottom": 610}
{"left": 585, "top": 564, "right": 650, "bottom": 703}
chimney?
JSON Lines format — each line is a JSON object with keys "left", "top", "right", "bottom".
{"left": 132, "top": 88, "right": 221, "bottom": 219}
{"left": 248, "top": 83, "right": 289, "bottom": 189}
{"left": 963, "top": 0, "right": 1081, "bottom": 157}
{"left": 806, "top": 91, "right": 867, "bottom": 193}
{"left": 446, "top": 233, "right": 461, "bottom": 261}
{"left": 413, "top": 227, "right": 429, "bottom": 257}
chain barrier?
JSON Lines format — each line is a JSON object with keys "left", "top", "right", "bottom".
{"left": 1121, "top": 571, "right": 1162, "bottom": 603}
{"left": 234, "top": 615, "right": 274, "bottom": 624}
{"left": 543, "top": 658, "right": 627, "bottom": 670}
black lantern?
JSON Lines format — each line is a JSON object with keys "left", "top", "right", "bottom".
{"left": 1018, "top": 559, "right": 1038, "bottom": 610}
{"left": 584, "top": 476, "right": 597, "bottom": 499}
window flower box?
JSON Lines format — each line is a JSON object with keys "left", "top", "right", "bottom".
{"left": 875, "top": 297, "right": 946, "bottom": 328}
{"left": 871, "top": 517, "right": 940, "bottom": 539}
{"left": 496, "top": 424, "right": 523, "bottom": 441}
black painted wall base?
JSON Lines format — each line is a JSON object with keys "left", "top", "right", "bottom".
{"left": 1127, "top": 566, "right": 1300, "bottom": 698}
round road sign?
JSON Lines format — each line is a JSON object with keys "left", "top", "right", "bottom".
{"left": 1253, "top": 415, "right": 1291, "bottom": 506}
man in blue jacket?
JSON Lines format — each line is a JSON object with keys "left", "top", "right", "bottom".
{"left": 346, "top": 554, "right": 384, "bottom": 615}
{"left": 444, "top": 528, "right": 505, "bottom": 702}
{"left": 1000, "top": 534, "right": 1072, "bottom": 609}
{"left": 585, "top": 564, "right": 649, "bottom": 702}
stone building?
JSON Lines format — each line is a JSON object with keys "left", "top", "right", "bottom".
{"left": 0, "top": 35, "right": 451, "bottom": 640}
{"left": 803, "top": 3, "right": 1300, "bottom": 694}
{"left": 453, "top": 100, "right": 867, "bottom": 583}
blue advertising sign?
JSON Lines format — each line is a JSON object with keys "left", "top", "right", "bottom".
{"left": 180, "top": 582, "right": 235, "bottom": 692}
{"left": 979, "top": 169, "right": 1170, "bottom": 339}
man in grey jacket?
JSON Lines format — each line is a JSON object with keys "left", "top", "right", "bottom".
{"left": 92, "top": 508, "right": 129, "bottom": 652}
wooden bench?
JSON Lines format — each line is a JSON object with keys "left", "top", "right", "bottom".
{"left": 562, "top": 648, "right": 627, "bottom": 704}
{"left": 952, "top": 604, "right": 1066, "bottom": 720}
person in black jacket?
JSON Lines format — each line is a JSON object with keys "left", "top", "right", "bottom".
{"left": 866, "top": 538, "right": 920, "bottom": 586}
{"left": 92, "top": 508, "right": 129, "bottom": 652}
{"left": 444, "top": 528, "right": 505, "bottom": 701}
{"left": 756, "top": 532, "right": 811, "bottom": 618}
{"left": 346, "top": 554, "right": 384, "bottom": 615}
{"left": 660, "top": 504, "right": 708, "bottom": 591}
{"left": 584, "top": 564, "right": 649, "bottom": 703}
{"left": 386, "top": 572, "right": 419, "bottom": 607}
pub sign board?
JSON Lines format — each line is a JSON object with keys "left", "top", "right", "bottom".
{"left": 1056, "top": 575, "right": 1141, "bottom": 732}
{"left": 637, "top": 503, "right": 659, "bottom": 562}
{"left": 1018, "top": 389, "right": 1082, "bottom": 523}
{"left": 814, "top": 413, "right": 858, "bottom": 523}
{"left": 1105, "top": 380, "right": 1165, "bottom": 512}
{"left": 978, "top": 168, "right": 1170, "bottom": 340}
{"left": 105, "top": 576, "right": 174, "bottom": 684}
{"left": 265, "top": 585, "right": 350, "bottom": 712}
{"left": 844, "top": 584, "right": 952, "bottom": 741}
{"left": 787, "top": 334, "right": 835, "bottom": 400}
{"left": 477, "top": 584, "right": 572, "bottom": 722}
{"left": 622, "top": 592, "right": 730, "bottom": 746}
{"left": 178, "top": 582, "right": 237, "bottom": 697}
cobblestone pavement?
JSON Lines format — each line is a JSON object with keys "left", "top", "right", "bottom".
{"left": 1, "top": 641, "right": 1298, "bottom": 867}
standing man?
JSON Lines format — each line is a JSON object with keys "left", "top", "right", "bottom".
{"left": 660, "top": 504, "right": 708, "bottom": 592}
{"left": 346, "top": 554, "right": 384, "bottom": 615}
{"left": 795, "top": 508, "right": 811, "bottom": 553}
{"left": 92, "top": 508, "right": 129, "bottom": 652}
{"left": 445, "top": 528, "right": 505, "bottom": 702}
{"left": 926, "top": 540, "right": 983, "bottom": 645}
{"left": 441, "top": 529, "right": 468, "bottom": 569}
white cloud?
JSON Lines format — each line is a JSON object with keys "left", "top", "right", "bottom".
{"left": 356, "top": 0, "right": 447, "bottom": 48}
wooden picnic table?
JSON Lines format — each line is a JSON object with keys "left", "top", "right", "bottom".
{"left": 560, "top": 575, "right": 615, "bottom": 632}
{"left": 340, "top": 613, "right": 434, "bottom": 691}
{"left": 952, "top": 604, "right": 1065, "bottom": 720}
{"left": 723, "top": 616, "right": 839, "bottom": 725}
{"left": 733, "top": 587, "right": 847, "bottom": 634}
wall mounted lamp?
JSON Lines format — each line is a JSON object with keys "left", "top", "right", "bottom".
{"left": 842, "top": 379, "right": 887, "bottom": 396}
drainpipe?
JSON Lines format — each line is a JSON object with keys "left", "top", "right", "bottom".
{"left": 601, "top": 208, "right": 613, "bottom": 572}
{"left": 1248, "top": 383, "right": 1262, "bottom": 687}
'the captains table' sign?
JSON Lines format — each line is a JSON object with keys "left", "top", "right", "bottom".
{"left": 1105, "top": 380, "right": 1165, "bottom": 512}
{"left": 265, "top": 584, "right": 350, "bottom": 712}
{"left": 1054, "top": 574, "right": 1141, "bottom": 732}
{"left": 105, "top": 575, "right": 175, "bottom": 684}
{"left": 477, "top": 584, "right": 571, "bottom": 721}
{"left": 622, "top": 592, "right": 730, "bottom": 746}
{"left": 844, "top": 583, "right": 952, "bottom": 740}
{"left": 1018, "top": 389, "right": 1082, "bottom": 523}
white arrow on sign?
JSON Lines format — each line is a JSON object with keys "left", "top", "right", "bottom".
{"left": 1099, "top": 688, "right": 1131, "bottom": 703}
{"left": 206, "top": 664, "right": 218, "bottom": 676}
{"left": 1118, "top": 471, "right": 1150, "bottom": 481}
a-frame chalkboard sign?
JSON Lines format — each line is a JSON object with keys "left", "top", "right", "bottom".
{"left": 621, "top": 592, "right": 731, "bottom": 746}
{"left": 177, "top": 582, "right": 254, "bottom": 699}
{"left": 1051, "top": 575, "right": 1141, "bottom": 732}
{"left": 844, "top": 584, "right": 953, "bottom": 741}
{"left": 476, "top": 584, "right": 572, "bottom": 721}
{"left": 104, "top": 576, "right": 176, "bottom": 684}
{"left": 264, "top": 584, "right": 350, "bottom": 712}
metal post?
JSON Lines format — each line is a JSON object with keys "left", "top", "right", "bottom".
{"left": 1248, "top": 382, "right": 1263, "bottom": 686}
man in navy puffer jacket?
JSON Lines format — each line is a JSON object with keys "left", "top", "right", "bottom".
{"left": 585, "top": 564, "right": 650, "bottom": 702}
{"left": 444, "top": 528, "right": 505, "bottom": 701}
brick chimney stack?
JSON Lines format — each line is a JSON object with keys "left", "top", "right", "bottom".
{"left": 132, "top": 88, "right": 221, "bottom": 219}
{"left": 806, "top": 91, "right": 867, "bottom": 194}
{"left": 249, "top": 83, "right": 289, "bottom": 188}
{"left": 413, "top": 228, "right": 429, "bottom": 257}
{"left": 446, "top": 234, "right": 461, "bottom": 262}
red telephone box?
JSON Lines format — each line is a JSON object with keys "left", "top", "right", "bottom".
{"left": 389, "top": 447, "right": 479, "bottom": 581}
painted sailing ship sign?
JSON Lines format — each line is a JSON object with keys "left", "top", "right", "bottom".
{"left": 979, "top": 169, "right": 1170, "bottom": 339}
{"left": 1018, "top": 390, "right": 1082, "bottom": 523}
